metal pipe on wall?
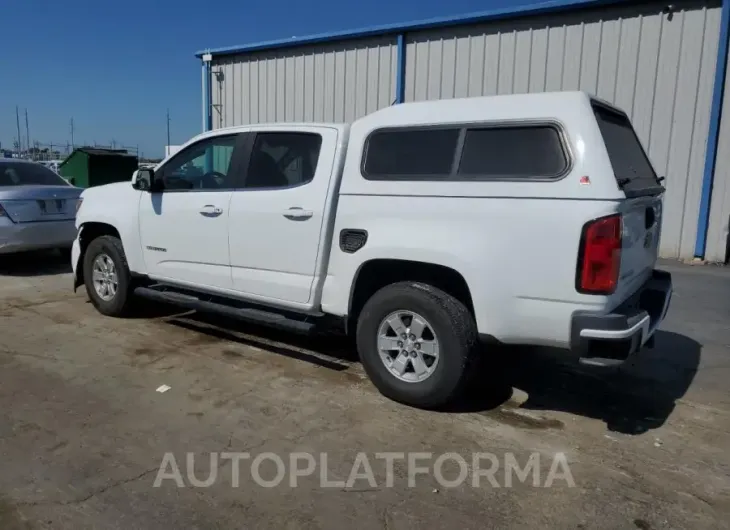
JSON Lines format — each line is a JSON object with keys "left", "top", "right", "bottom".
{"left": 695, "top": 0, "right": 730, "bottom": 258}
{"left": 201, "top": 59, "right": 207, "bottom": 132}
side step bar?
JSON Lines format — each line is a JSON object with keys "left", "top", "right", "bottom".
{"left": 134, "top": 286, "right": 317, "bottom": 335}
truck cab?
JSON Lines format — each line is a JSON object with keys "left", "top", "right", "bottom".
{"left": 73, "top": 124, "right": 347, "bottom": 313}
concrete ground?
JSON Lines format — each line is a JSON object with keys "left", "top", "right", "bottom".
{"left": 0, "top": 253, "right": 728, "bottom": 529}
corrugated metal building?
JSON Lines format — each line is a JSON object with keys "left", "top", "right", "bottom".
{"left": 196, "top": 0, "right": 730, "bottom": 263}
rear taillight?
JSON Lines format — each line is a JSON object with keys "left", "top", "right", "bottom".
{"left": 577, "top": 214, "right": 622, "bottom": 295}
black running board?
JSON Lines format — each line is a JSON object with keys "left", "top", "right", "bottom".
{"left": 134, "top": 286, "right": 317, "bottom": 335}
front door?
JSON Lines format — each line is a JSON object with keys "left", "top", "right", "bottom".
{"left": 139, "top": 133, "right": 243, "bottom": 290}
{"left": 228, "top": 128, "right": 337, "bottom": 305}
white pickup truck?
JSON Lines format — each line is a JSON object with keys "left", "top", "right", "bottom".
{"left": 72, "top": 91, "right": 672, "bottom": 408}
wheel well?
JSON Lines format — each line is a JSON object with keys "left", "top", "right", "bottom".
{"left": 75, "top": 223, "right": 121, "bottom": 286}
{"left": 348, "top": 259, "right": 475, "bottom": 334}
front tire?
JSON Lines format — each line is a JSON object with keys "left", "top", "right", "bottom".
{"left": 356, "top": 282, "right": 478, "bottom": 409}
{"left": 83, "top": 235, "right": 134, "bottom": 317}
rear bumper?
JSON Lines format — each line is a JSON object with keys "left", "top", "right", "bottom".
{"left": 0, "top": 218, "right": 77, "bottom": 255}
{"left": 570, "top": 269, "right": 672, "bottom": 367}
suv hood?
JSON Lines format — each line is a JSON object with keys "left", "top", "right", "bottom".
{"left": 76, "top": 181, "right": 141, "bottom": 227}
{"left": 80, "top": 181, "right": 134, "bottom": 200}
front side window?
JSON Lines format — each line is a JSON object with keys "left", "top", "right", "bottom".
{"left": 157, "top": 135, "right": 237, "bottom": 191}
{"left": 0, "top": 162, "right": 70, "bottom": 187}
{"left": 244, "top": 132, "right": 322, "bottom": 189}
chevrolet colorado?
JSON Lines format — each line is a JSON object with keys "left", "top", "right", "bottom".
{"left": 72, "top": 91, "right": 672, "bottom": 408}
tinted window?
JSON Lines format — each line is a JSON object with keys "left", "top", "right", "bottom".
{"left": 245, "top": 132, "right": 322, "bottom": 189}
{"left": 592, "top": 104, "right": 660, "bottom": 191}
{"left": 363, "top": 128, "right": 460, "bottom": 178}
{"left": 0, "top": 162, "right": 70, "bottom": 186}
{"left": 159, "top": 135, "right": 237, "bottom": 191}
{"left": 458, "top": 126, "right": 568, "bottom": 178}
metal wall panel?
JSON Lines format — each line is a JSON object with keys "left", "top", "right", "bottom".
{"left": 404, "top": 1, "right": 722, "bottom": 259}
{"left": 707, "top": 46, "right": 730, "bottom": 263}
{"left": 210, "top": 36, "right": 398, "bottom": 129}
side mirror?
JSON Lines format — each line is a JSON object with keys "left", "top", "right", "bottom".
{"left": 132, "top": 168, "right": 153, "bottom": 191}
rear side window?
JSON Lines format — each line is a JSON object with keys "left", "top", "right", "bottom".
{"left": 362, "top": 123, "right": 569, "bottom": 181}
{"left": 363, "top": 128, "right": 460, "bottom": 177}
{"left": 245, "top": 132, "right": 322, "bottom": 189}
{"left": 458, "top": 126, "right": 567, "bottom": 178}
{"left": 592, "top": 103, "right": 663, "bottom": 195}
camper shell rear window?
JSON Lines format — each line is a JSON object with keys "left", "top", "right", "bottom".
{"left": 591, "top": 101, "right": 665, "bottom": 197}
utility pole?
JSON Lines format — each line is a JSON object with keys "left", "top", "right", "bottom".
{"left": 25, "top": 109, "right": 30, "bottom": 156}
{"left": 166, "top": 108, "right": 171, "bottom": 152}
{"left": 15, "top": 106, "right": 22, "bottom": 155}
{"left": 70, "top": 118, "right": 75, "bottom": 149}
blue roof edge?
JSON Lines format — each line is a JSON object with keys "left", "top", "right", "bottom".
{"left": 194, "top": 0, "right": 628, "bottom": 58}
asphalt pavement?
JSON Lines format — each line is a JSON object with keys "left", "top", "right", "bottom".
{"left": 0, "top": 253, "right": 728, "bottom": 529}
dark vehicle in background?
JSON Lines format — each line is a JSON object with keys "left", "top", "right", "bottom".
{"left": 0, "top": 159, "right": 82, "bottom": 256}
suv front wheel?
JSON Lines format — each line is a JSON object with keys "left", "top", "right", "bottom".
{"left": 83, "top": 235, "right": 135, "bottom": 317}
{"left": 356, "top": 282, "right": 478, "bottom": 409}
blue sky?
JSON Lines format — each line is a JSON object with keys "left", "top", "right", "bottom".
{"left": 1, "top": 0, "right": 534, "bottom": 158}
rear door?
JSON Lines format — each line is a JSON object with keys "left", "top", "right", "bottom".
{"left": 592, "top": 103, "right": 665, "bottom": 296}
{"left": 228, "top": 127, "right": 338, "bottom": 305}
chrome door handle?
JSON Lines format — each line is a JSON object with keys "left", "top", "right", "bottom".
{"left": 283, "top": 207, "right": 313, "bottom": 220}
{"left": 200, "top": 205, "right": 223, "bottom": 217}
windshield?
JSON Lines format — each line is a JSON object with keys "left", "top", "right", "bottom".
{"left": 592, "top": 103, "right": 664, "bottom": 196}
{"left": 0, "top": 162, "right": 70, "bottom": 187}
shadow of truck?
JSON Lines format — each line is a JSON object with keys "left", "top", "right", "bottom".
{"left": 450, "top": 330, "right": 700, "bottom": 434}
{"left": 157, "top": 307, "right": 699, "bottom": 434}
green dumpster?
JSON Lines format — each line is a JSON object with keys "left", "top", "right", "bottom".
{"left": 59, "top": 148, "right": 138, "bottom": 188}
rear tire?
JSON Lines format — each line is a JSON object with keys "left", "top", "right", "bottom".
{"left": 83, "top": 235, "right": 134, "bottom": 317}
{"left": 356, "top": 281, "right": 478, "bottom": 409}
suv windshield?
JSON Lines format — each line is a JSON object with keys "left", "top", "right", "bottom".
{"left": 0, "top": 162, "right": 69, "bottom": 187}
{"left": 592, "top": 103, "right": 664, "bottom": 197}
